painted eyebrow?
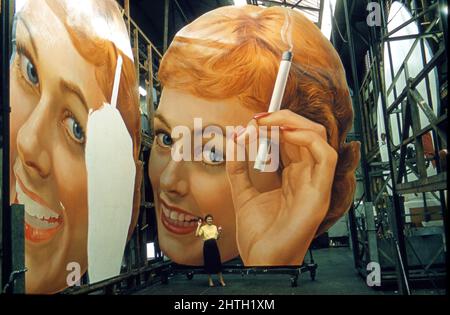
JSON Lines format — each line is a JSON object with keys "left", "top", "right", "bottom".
{"left": 202, "top": 124, "right": 227, "bottom": 138}
{"left": 17, "top": 15, "right": 39, "bottom": 59}
{"left": 60, "top": 79, "right": 88, "bottom": 112}
{"left": 154, "top": 113, "right": 171, "bottom": 129}
{"left": 154, "top": 113, "right": 227, "bottom": 137}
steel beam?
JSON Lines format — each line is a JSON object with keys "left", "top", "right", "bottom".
{"left": 368, "top": 0, "right": 411, "bottom": 295}
{"left": 163, "top": 0, "right": 170, "bottom": 53}
{"left": 396, "top": 173, "right": 448, "bottom": 194}
{"left": 1, "top": 0, "right": 12, "bottom": 292}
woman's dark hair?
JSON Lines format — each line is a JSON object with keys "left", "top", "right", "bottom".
{"left": 204, "top": 214, "right": 213, "bottom": 221}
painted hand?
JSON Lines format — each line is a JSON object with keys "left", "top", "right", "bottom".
{"left": 226, "top": 109, "right": 337, "bottom": 266}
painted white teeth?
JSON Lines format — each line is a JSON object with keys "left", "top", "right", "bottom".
{"left": 16, "top": 181, "right": 60, "bottom": 225}
{"left": 161, "top": 202, "right": 197, "bottom": 224}
{"left": 25, "top": 213, "right": 59, "bottom": 229}
{"left": 162, "top": 204, "right": 170, "bottom": 217}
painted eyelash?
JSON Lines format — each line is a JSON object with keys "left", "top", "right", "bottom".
{"left": 62, "top": 110, "right": 86, "bottom": 145}
{"left": 154, "top": 128, "right": 173, "bottom": 149}
{"left": 154, "top": 128, "right": 170, "bottom": 136}
{"left": 62, "top": 110, "right": 84, "bottom": 128}
{"left": 15, "top": 42, "right": 40, "bottom": 92}
{"left": 154, "top": 129, "right": 224, "bottom": 167}
{"left": 201, "top": 160, "right": 224, "bottom": 168}
{"left": 201, "top": 148, "right": 225, "bottom": 168}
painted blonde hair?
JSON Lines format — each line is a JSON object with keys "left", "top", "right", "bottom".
{"left": 159, "top": 5, "right": 360, "bottom": 235}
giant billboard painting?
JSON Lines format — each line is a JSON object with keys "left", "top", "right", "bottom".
{"left": 149, "top": 5, "right": 360, "bottom": 267}
{"left": 9, "top": 0, "right": 142, "bottom": 293}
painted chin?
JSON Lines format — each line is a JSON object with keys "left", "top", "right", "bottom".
{"left": 15, "top": 176, "right": 64, "bottom": 245}
{"left": 159, "top": 198, "right": 199, "bottom": 235}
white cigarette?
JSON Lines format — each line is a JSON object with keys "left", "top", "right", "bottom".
{"left": 254, "top": 51, "right": 292, "bottom": 172}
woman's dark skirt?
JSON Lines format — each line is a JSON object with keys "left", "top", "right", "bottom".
{"left": 203, "top": 239, "right": 222, "bottom": 274}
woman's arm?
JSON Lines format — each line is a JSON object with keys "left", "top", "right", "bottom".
{"left": 216, "top": 226, "right": 222, "bottom": 240}
{"left": 195, "top": 221, "right": 202, "bottom": 237}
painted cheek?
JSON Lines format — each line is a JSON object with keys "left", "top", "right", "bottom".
{"left": 51, "top": 138, "right": 88, "bottom": 252}
{"left": 190, "top": 172, "right": 234, "bottom": 224}
{"left": 148, "top": 148, "right": 168, "bottom": 189}
{"left": 10, "top": 76, "right": 38, "bottom": 200}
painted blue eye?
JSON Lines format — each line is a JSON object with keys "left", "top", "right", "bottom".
{"left": 63, "top": 116, "right": 85, "bottom": 144}
{"left": 204, "top": 147, "right": 224, "bottom": 165}
{"left": 26, "top": 59, "right": 38, "bottom": 84}
{"left": 20, "top": 55, "right": 39, "bottom": 86}
{"left": 156, "top": 131, "right": 173, "bottom": 148}
{"left": 72, "top": 120, "right": 84, "bottom": 141}
{"left": 162, "top": 134, "right": 173, "bottom": 146}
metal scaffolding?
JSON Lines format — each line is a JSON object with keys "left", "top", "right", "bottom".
{"left": 118, "top": 0, "right": 163, "bottom": 273}
{"left": 347, "top": 0, "right": 448, "bottom": 294}
{"left": 247, "top": 0, "right": 326, "bottom": 27}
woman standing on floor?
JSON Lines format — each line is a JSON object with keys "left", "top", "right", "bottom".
{"left": 196, "top": 215, "right": 226, "bottom": 287}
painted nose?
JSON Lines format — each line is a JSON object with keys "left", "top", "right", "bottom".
{"left": 159, "top": 159, "right": 189, "bottom": 198}
{"left": 16, "top": 103, "right": 51, "bottom": 179}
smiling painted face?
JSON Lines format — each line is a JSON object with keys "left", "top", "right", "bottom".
{"left": 148, "top": 88, "right": 281, "bottom": 266}
{"left": 9, "top": 1, "right": 106, "bottom": 293}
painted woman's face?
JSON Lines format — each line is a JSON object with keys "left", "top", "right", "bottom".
{"left": 149, "top": 88, "right": 281, "bottom": 265}
{"left": 9, "top": 1, "right": 105, "bottom": 293}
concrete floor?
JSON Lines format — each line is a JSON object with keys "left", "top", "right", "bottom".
{"left": 134, "top": 247, "right": 444, "bottom": 295}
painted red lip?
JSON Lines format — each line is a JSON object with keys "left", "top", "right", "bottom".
{"left": 159, "top": 198, "right": 199, "bottom": 235}
{"left": 16, "top": 175, "right": 55, "bottom": 211}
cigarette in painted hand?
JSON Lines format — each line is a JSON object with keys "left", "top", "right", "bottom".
{"left": 254, "top": 51, "right": 293, "bottom": 172}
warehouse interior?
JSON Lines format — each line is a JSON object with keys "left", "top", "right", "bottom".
{"left": 0, "top": 0, "right": 448, "bottom": 295}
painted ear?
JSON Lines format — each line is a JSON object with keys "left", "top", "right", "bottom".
{"left": 127, "top": 159, "right": 143, "bottom": 241}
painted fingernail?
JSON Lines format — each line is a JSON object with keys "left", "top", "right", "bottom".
{"left": 253, "top": 112, "right": 271, "bottom": 120}
{"left": 280, "top": 126, "right": 297, "bottom": 132}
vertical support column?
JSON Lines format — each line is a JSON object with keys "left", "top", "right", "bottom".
{"left": 163, "top": 0, "right": 170, "bottom": 53}
{"left": 439, "top": 0, "right": 448, "bottom": 56}
{"left": 140, "top": 209, "right": 148, "bottom": 267}
{"left": 364, "top": 202, "right": 379, "bottom": 265}
{"left": 124, "top": 0, "right": 131, "bottom": 36}
{"left": 343, "top": 0, "right": 372, "bottom": 201}
{"left": 1, "top": 0, "right": 12, "bottom": 292}
{"left": 10, "top": 204, "right": 25, "bottom": 293}
{"left": 370, "top": 0, "right": 410, "bottom": 295}
{"left": 318, "top": 0, "right": 325, "bottom": 30}
{"left": 146, "top": 45, "right": 154, "bottom": 136}
{"left": 347, "top": 204, "right": 361, "bottom": 270}
{"left": 133, "top": 28, "right": 139, "bottom": 93}
{"left": 343, "top": 0, "right": 373, "bottom": 274}
{"left": 438, "top": 0, "right": 448, "bottom": 294}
